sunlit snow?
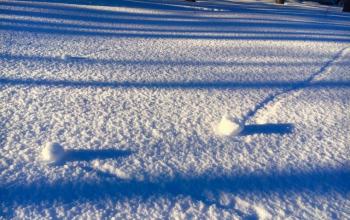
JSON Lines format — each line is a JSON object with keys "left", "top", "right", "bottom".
{"left": 1, "top": 0, "right": 350, "bottom": 218}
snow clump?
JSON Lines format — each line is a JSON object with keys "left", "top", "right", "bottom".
{"left": 214, "top": 115, "right": 244, "bottom": 136}
{"left": 61, "top": 54, "right": 69, "bottom": 60}
{"left": 41, "top": 142, "right": 65, "bottom": 164}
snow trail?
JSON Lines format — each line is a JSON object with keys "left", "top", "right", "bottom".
{"left": 243, "top": 46, "right": 350, "bottom": 124}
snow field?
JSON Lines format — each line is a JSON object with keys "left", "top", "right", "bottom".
{"left": 1, "top": 0, "right": 350, "bottom": 219}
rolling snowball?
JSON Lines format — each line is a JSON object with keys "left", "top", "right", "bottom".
{"left": 214, "top": 115, "right": 244, "bottom": 136}
{"left": 61, "top": 54, "right": 69, "bottom": 60}
{"left": 41, "top": 142, "right": 65, "bottom": 164}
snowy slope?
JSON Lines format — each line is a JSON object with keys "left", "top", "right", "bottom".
{"left": 1, "top": 0, "right": 350, "bottom": 219}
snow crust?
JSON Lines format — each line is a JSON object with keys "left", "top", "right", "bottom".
{"left": 1, "top": 0, "right": 350, "bottom": 219}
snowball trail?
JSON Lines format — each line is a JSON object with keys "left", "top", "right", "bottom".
{"left": 243, "top": 46, "right": 350, "bottom": 124}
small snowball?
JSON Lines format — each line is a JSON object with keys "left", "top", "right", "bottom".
{"left": 214, "top": 115, "right": 244, "bottom": 136}
{"left": 41, "top": 142, "right": 65, "bottom": 164}
{"left": 61, "top": 54, "right": 69, "bottom": 60}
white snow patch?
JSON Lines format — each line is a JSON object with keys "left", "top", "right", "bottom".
{"left": 253, "top": 205, "right": 272, "bottom": 220}
{"left": 97, "top": 163, "right": 130, "bottom": 180}
{"left": 40, "top": 142, "right": 65, "bottom": 164}
{"left": 112, "top": 168, "right": 130, "bottom": 180}
{"left": 234, "top": 197, "right": 251, "bottom": 212}
{"left": 214, "top": 115, "right": 244, "bottom": 136}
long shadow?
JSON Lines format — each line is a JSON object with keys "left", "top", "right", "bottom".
{"left": 1, "top": 21, "right": 349, "bottom": 42}
{"left": 240, "top": 123, "right": 294, "bottom": 135}
{"left": 8, "top": 0, "right": 203, "bottom": 12}
{"left": 2, "top": 8, "right": 349, "bottom": 31}
{"left": 1, "top": 0, "right": 349, "bottom": 43}
{"left": 0, "top": 0, "right": 350, "bottom": 42}
{"left": 63, "top": 149, "right": 133, "bottom": 162}
{"left": 0, "top": 119, "right": 7, "bottom": 151}
{"left": 0, "top": 2, "right": 199, "bottom": 20}
{"left": 0, "top": 77, "right": 349, "bottom": 90}
{"left": 3, "top": 18, "right": 349, "bottom": 38}
{"left": 13, "top": 0, "right": 350, "bottom": 22}
{"left": 4, "top": 1, "right": 348, "bottom": 23}
{"left": 4, "top": 24, "right": 350, "bottom": 42}
{"left": 0, "top": 53, "right": 330, "bottom": 67}
{"left": 1, "top": 166, "right": 349, "bottom": 205}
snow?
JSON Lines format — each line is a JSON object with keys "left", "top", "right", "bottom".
{"left": 40, "top": 142, "right": 65, "bottom": 164}
{"left": 1, "top": 0, "right": 350, "bottom": 219}
{"left": 214, "top": 114, "right": 244, "bottom": 136}
{"left": 60, "top": 54, "right": 69, "bottom": 60}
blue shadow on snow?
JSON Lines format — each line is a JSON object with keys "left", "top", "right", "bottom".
{"left": 240, "top": 123, "right": 294, "bottom": 135}
{"left": 1, "top": 166, "right": 350, "bottom": 205}
{"left": 0, "top": 77, "right": 349, "bottom": 90}
{"left": 1, "top": 0, "right": 350, "bottom": 42}
{"left": 63, "top": 149, "right": 133, "bottom": 162}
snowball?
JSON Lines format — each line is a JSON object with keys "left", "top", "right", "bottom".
{"left": 61, "top": 54, "right": 69, "bottom": 60}
{"left": 41, "top": 142, "right": 65, "bottom": 164}
{"left": 214, "top": 115, "right": 244, "bottom": 136}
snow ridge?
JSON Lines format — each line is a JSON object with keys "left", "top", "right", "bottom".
{"left": 243, "top": 46, "right": 350, "bottom": 124}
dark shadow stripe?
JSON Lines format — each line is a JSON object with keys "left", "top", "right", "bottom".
{"left": 0, "top": 77, "right": 349, "bottom": 90}
{"left": 240, "top": 123, "right": 294, "bottom": 135}
{"left": 1, "top": 167, "right": 349, "bottom": 204}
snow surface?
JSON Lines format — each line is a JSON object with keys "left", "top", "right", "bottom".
{"left": 1, "top": 0, "right": 350, "bottom": 219}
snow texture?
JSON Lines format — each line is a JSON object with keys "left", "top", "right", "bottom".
{"left": 1, "top": 0, "right": 350, "bottom": 219}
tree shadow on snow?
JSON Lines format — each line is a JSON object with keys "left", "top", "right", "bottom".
{"left": 1, "top": 166, "right": 350, "bottom": 205}
{"left": 10, "top": 0, "right": 350, "bottom": 20}
{"left": 1, "top": 0, "right": 350, "bottom": 43}
{"left": 1, "top": 53, "right": 348, "bottom": 67}
{"left": 0, "top": 77, "right": 349, "bottom": 90}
